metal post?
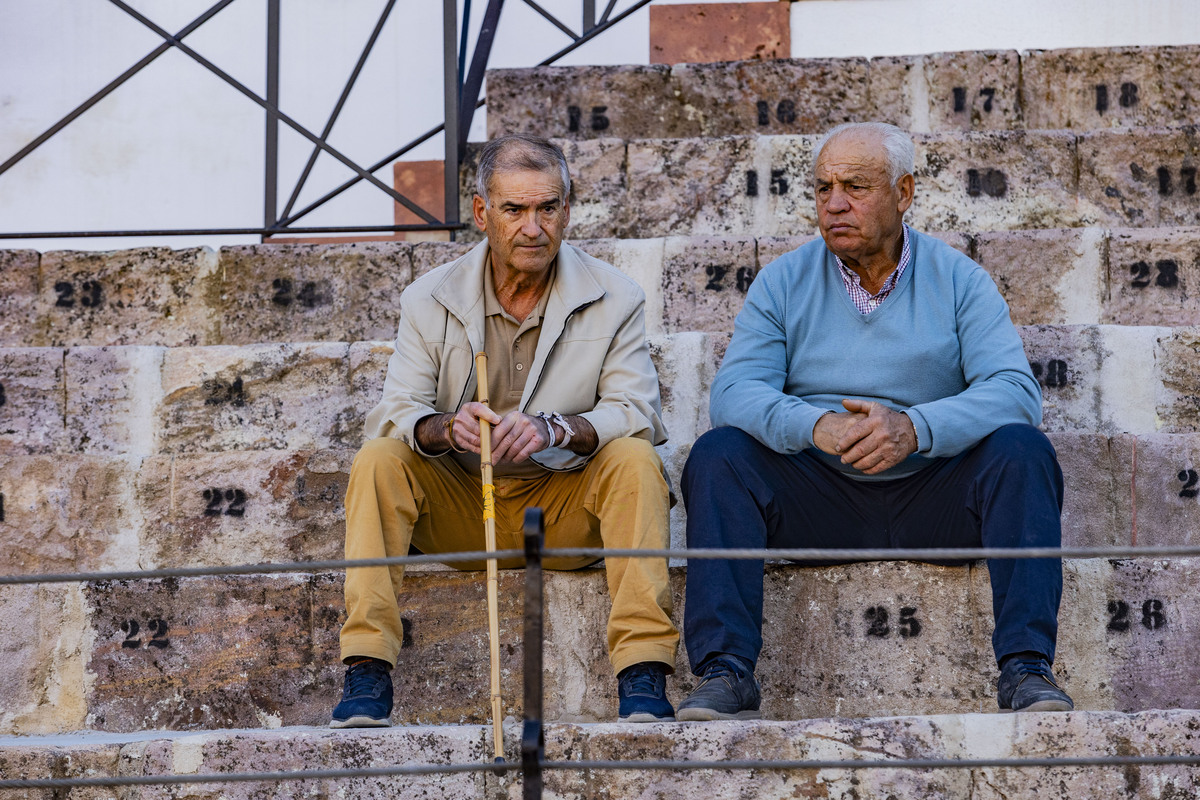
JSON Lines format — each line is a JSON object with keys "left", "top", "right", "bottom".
{"left": 443, "top": 0, "right": 461, "bottom": 240}
{"left": 583, "top": 0, "right": 595, "bottom": 34}
{"left": 458, "top": 0, "right": 505, "bottom": 159}
{"left": 264, "top": 0, "right": 280, "bottom": 235}
{"left": 522, "top": 509, "right": 546, "bottom": 800}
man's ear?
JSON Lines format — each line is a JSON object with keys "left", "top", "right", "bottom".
{"left": 472, "top": 194, "right": 488, "bottom": 231}
{"left": 896, "top": 174, "right": 915, "bottom": 215}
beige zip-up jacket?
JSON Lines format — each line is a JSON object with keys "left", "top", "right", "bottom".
{"left": 364, "top": 240, "right": 668, "bottom": 471}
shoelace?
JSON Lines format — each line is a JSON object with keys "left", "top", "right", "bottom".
{"left": 622, "top": 665, "right": 664, "bottom": 696}
{"left": 1010, "top": 658, "right": 1058, "bottom": 686}
{"left": 696, "top": 657, "right": 746, "bottom": 689}
{"left": 345, "top": 662, "right": 387, "bottom": 698}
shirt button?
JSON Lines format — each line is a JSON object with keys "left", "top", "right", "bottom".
{"left": 516, "top": 363, "right": 524, "bottom": 371}
{"left": 515, "top": 337, "right": 522, "bottom": 346}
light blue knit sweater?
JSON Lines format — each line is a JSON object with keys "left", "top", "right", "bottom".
{"left": 710, "top": 229, "right": 1042, "bottom": 481}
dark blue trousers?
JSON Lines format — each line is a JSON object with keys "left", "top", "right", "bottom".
{"left": 681, "top": 424, "right": 1064, "bottom": 674}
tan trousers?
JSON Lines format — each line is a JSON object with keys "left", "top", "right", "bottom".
{"left": 339, "top": 436, "right": 679, "bottom": 675}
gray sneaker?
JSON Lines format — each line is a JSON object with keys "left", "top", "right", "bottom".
{"left": 677, "top": 654, "right": 761, "bottom": 721}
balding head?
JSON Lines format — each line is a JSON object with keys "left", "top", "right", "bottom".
{"left": 814, "top": 122, "right": 915, "bottom": 187}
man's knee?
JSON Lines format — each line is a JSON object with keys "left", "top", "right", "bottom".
{"left": 682, "top": 427, "right": 762, "bottom": 488}
{"left": 353, "top": 437, "right": 421, "bottom": 474}
{"left": 979, "top": 424, "right": 1059, "bottom": 466}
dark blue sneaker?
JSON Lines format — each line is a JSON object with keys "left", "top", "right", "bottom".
{"left": 998, "top": 655, "right": 1073, "bottom": 712}
{"left": 677, "top": 654, "right": 761, "bottom": 721}
{"left": 330, "top": 657, "right": 393, "bottom": 728}
{"left": 617, "top": 662, "right": 675, "bottom": 722}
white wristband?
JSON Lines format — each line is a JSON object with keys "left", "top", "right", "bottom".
{"left": 537, "top": 412, "right": 558, "bottom": 448}
{"left": 551, "top": 412, "right": 576, "bottom": 449}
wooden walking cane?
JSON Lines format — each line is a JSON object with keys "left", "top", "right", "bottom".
{"left": 475, "top": 351, "right": 506, "bottom": 765}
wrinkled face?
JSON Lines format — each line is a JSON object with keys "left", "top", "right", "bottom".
{"left": 814, "top": 132, "right": 914, "bottom": 269}
{"left": 473, "top": 168, "right": 570, "bottom": 279}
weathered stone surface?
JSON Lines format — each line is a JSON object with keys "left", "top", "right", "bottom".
{"left": 0, "top": 455, "right": 140, "bottom": 577}
{"left": 347, "top": 340, "right": 392, "bottom": 443}
{"left": 136, "top": 450, "right": 352, "bottom": 570}
{"left": 1104, "top": 227, "right": 1200, "bottom": 326}
{"left": 1020, "top": 324, "right": 1163, "bottom": 435}
{"left": 0, "top": 250, "right": 40, "bottom": 347}
{"left": 911, "top": 131, "right": 1081, "bottom": 231}
{"left": 157, "top": 343, "right": 355, "bottom": 453}
{"left": 755, "top": 234, "right": 817, "bottom": 267}
{"left": 65, "top": 346, "right": 164, "bottom": 454}
{"left": 573, "top": 237, "right": 668, "bottom": 333}
{"left": 675, "top": 58, "right": 870, "bottom": 136}
{"left": 35, "top": 248, "right": 220, "bottom": 348}
{"left": 661, "top": 236, "right": 756, "bottom": 333}
{"left": 0, "top": 584, "right": 91, "bottom": 735}
{"left": 85, "top": 575, "right": 327, "bottom": 731}
{"left": 1078, "top": 127, "right": 1200, "bottom": 228}
{"left": 924, "top": 50, "right": 1023, "bottom": 132}
{"left": 1049, "top": 433, "right": 1134, "bottom": 548}
{"left": 0, "top": 348, "right": 64, "bottom": 454}
{"left": 486, "top": 65, "right": 687, "bottom": 141}
{"left": 1023, "top": 45, "right": 1200, "bottom": 130}
{"left": 649, "top": 1, "right": 789, "bottom": 65}
{"left": 975, "top": 228, "right": 1104, "bottom": 326}
{"left": 1058, "top": 558, "right": 1200, "bottom": 713}
{"left": 622, "top": 137, "right": 759, "bottom": 238}
{"left": 217, "top": 242, "right": 414, "bottom": 344}
{"left": 1131, "top": 434, "right": 1200, "bottom": 547}
{"left": 409, "top": 241, "right": 474, "bottom": 278}
{"left": 310, "top": 572, "right": 525, "bottom": 727}
{"left": 1153, "top": 326, "right": 1200, "bottom": 432}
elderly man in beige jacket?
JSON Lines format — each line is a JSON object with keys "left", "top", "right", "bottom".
{"left": 331, "top": 134, "right": 679, "bottom": 728}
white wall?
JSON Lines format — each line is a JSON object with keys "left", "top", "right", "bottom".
{"left": 0, "top": 0, "right": 1195, "bottom": 252}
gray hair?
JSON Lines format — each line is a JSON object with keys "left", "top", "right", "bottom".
{"left": 814, "top": 122, "right": 915, "bottom": 186}
{"left": 475, "top": 134, "right": 572, "bottom": 204}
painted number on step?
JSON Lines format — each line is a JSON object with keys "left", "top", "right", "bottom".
{"left": 1177, "top": 469, "right": 1198, "bottom": 498}
{"left": 54, "top": 280, "right": 104, "bottom": 309}
{"left": 967, "top": 169, "right": 1007, "bottom": 198}
{"left": 1106, "top": 599, "right": 1166, "bottom": 632}
{"left": 864, "top": 605, "right": 922, "bottom": 639}
{"left": 1029, "top": 359, "right": 1069, "bottom": 388}
{"left": 204, "top": 376, "right": 247, "bottom": 407}
{"left": 953, "top": 87, "right": 997, "bottom": 113}
{"left": 271, "top": 278, "right": 328, "bottom": 309}
{"left": 203, "top": 488, "right": 247, "bottom": 517}
{"left": 1154, "top": 167, "right": 1198, "bottom": 197}
{"left": 745, "top": 169, "right": 789, "bottom": 197}
{"left": 0, "top": 382, "right": 5, "bottom": 407}
{"left": 567, "top": 105, "right": 609, "bottom": 133}
{"left": 1095, "top": 82, "right": 1139, "bottom": 114}
{"left": 120, "top": 618, "right": 171, "bottom": 649}
{"left": 704, "top": 265, "right": 756, "bottom": 294}
{"left": 0, "top": 493, "right": 4, "bottom": 522}
{"left": 756, "top": 100, "right": 797, "bottom": 126}
{"left": 1129, "top": 259, "right": 1179, "bottom": 289}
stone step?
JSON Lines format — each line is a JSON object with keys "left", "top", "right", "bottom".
{"left": 486, "top": 45, "right": 1200, "bottom": 139}
{"left": 4, "top": 559, "right": 1199, "bottom": 735}
{"left": 0, "top": 326, "right": 1197, "bottom": 461}
{"left": 4, "top": 228, "right": 1199, "bottom": 349}
{"left": 458, "top": 129, "right": 1200, "bottom": 240}
{"left": 2, "top": 431, "right": 1197, "bottom": 581}
{"left": 3, "top": 710, "right": 1200, "bottom": 798}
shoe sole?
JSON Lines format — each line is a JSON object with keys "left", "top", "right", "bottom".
{"left": 330, "top": 715, "right": 392, "bottom": 728}
{"left": 676, "top": 708, "right": 762, "bottom": 722}
{"left": 618, "top": 713, "right": 677, "bottom": 723}
{"left": 1002, "top": 699, "right": 1074, "bottom": 713}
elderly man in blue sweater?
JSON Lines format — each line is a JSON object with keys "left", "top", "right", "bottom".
{"left": 677, "top": 122, "right": 1072, "bottom": 720}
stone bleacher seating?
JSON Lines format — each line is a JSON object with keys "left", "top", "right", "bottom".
{"left": 3, "top": 41, "right": 1200, "bottom": 799}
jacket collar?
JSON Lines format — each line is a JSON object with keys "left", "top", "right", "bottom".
{"left": 431, "top": 239, "right": 606, "bottom": 358}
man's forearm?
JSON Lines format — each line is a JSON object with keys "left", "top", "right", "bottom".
{"left": 553, "top": 414, "right": 598, "bottom": 455}
{"left": 414, "top": 412, "right": 454, "bottom": 452}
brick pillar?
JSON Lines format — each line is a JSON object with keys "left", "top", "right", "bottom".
{"left": 649, "top": 1, "right": 790, "bottom": 65}
{"left": 394, "top": 160, "right": 451, "bottom": 242}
